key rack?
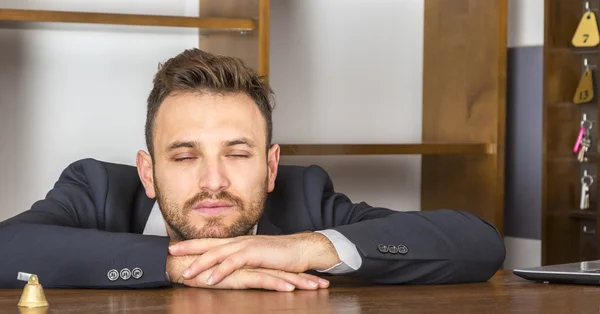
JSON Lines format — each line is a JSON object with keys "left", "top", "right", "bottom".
{"left": 543, "top": 0, "right": 600, "bottom": 264}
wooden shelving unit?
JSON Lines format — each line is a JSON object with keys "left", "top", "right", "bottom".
{"left": 542, "top": 0, "right": 600, "bottom": 265}
{"left": 0, "top": 9, "right": 255, "bottom": 30}
{"left": 0, "top": 0, "right": 507, "bottom": 233}
{"left": 279, "top": 143, "right": 495, "bottom": 156}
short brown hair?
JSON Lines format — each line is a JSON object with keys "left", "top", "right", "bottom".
{"left": 145, "top": 48, "right": 275, "bottom": 157}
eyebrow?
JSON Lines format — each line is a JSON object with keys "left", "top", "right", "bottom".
{"left": 167, "top": 140, "right": 201, "bottom": 152}
{"left": 224, "top": 137, "right": 256, "bottom": 148}
{"left": 166, "top": 137, "right": 256, "bottom": 152}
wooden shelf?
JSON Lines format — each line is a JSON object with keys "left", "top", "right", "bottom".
{"left": 546, "top": 210, "right": 597, "bottom": 220}
{"left": 0, "top": 9, "right": 255, "bottom": 30}
{"left": 550, "top": 101, "right": 596, "bottom": 108}
{"left": 278, "top": 143, "right": 495, "bottom": 156}
{"left": 568, "top": 210, "right": 597, "bottom": 221}
{"left": 547, "top": 155, "right": 599, "bottom": 163}
{"left": 546, "top": 47, "right": 600, "bottom": 55}
{"left": 568, "top": 47, "right": 600, "bottom": 55}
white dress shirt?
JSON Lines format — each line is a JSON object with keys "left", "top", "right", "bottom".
{"left": 143, "top": 202, "right": 362, "bottom": 274}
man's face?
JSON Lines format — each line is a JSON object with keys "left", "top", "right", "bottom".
{"left": 137, "top": 92, "right": 279, "bottom": 240}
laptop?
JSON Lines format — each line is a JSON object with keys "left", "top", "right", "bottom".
{"left": 513, "top": 260, "right": 600, "bottom": 285}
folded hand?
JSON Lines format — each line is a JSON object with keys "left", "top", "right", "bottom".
{"left": 168, "top": 233, "right": 340, "bottom": 288}
{"left": 167, "top": 254, "right": 330, "bottom": 291}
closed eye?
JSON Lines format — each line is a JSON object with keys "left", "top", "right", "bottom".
{"left": 229, "top": 154, "right": 250, "bottom": 158}
{"left": 174, "top": 157, "right": 195, "bottom": 162}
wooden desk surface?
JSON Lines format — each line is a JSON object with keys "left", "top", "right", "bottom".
{"left": 2, "top": 271, "right": 600, "bottom": 313}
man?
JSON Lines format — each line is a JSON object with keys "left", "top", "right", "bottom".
{"left": 0, "top": 48, "right": 505, "bottom": 291}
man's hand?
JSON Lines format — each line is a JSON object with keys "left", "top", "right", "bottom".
{"left": 168, "top": 233, "right": 340, "bottom": 287}
{"left": 167, "top": 255, "right": 329, "bottom": 291}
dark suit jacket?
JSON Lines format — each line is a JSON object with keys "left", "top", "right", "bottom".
{"left": 0, "top": 158, "right": 505, "bottom": 288}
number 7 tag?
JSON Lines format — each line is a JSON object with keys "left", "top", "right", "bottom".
{"left": 572, "top": 9, "right": 600, "bottom": 47}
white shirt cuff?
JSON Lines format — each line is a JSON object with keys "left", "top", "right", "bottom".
{"left": 314, "top": 229, "right": 362, "bottom": 274}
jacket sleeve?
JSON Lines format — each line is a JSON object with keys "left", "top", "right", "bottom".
{"left": 0, "top": 159, "right": 171, "bottom": 288}
{"left": 303, "top": 165, "right": 506, "bottom": 284}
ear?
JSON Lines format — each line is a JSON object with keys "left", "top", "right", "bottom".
{"left": 136, "top": 150, "right": 156, "bottom": 199}
{"left": 266, "top": 144, "right": 280, "bottom": 193}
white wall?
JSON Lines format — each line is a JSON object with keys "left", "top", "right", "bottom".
{"left": 503, "top": 236, "right": 541, "bottom": 270}
{"left": 507, "top": 0, "right": 544, "bottom": 48}
{"left": 271, "top": 0, "right": 424, "bottom": 210}
{"left": 0, "top": 0, "right": 199, "bottom": 220}
{"left": 0, "top": 0, "right": 425, "bottom": 221}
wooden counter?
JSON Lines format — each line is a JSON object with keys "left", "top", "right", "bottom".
{"left": 1, "top": 271, "right": 599, "bottom": 313}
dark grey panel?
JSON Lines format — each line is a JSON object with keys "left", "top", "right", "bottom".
{"left": 504, "top": 46, "right": 543, "bottom": 240}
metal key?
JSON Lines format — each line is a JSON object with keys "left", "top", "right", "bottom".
{"left": 581, "top": 171, "right": 594, "bottom": 210}
{"left": 580, "top": 181, "right": 589, "bottom": 210}
{"left": 578, "top": 133, "right": 592, "bottom": 162}
{"left": 585, "top": 191, "right": 590, "bottom": 209}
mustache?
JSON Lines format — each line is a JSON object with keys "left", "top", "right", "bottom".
{"left": 183, "top": 190, "right": 243, "bottom": 210}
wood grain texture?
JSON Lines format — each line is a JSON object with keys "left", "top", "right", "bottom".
{"left": 0, "top": 9, "right": 255, "bottom": 30}
{"left": 542, "top": 0, "right": 600, "bottom": 265}
{"left": 545, "top": 0, "right": 581, "bottom": 49}
{"left": 580, "top": 219, "right": 598, "bottom": 260}
{"left": 199, "top": 0, "right": 270, "bottom": 77}
{"left": 2, "top": 272, "right": 600, "bottom": 313}
{"left": 545, "top": 212, "right": 582, "bottom": 264}
{"left": 546, "top": 159, "right": 583, "bottom": 212}
{"left": 257, "top": 0, "right": 270, "bottom": 79}
{"left": 421, "top": 0, "right": 507, "bottom": 232}
{"left": 279, "top": 143, "right": 495, "bottom": 156}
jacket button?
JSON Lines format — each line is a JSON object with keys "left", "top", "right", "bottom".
{"left": 107, "top": 269, "right": 119, "bottom": 281}
{"left": 377, "top": 244, "right": 388, "bottom": 253}
{"left": 132, "top": 267, "right": 143, "bottom": 279}
{"left": 120, "top": 268, "right": 132, "bottom": 280}
{"left": 398, "top": 244, "right": 408, "bottom": 254}
{"left": 388, "top": 245, "right": 398, "bottom": 254}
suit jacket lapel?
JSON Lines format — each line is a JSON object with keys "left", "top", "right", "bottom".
{"left": 256, "top": 199, "right": 283, "bottom": 235}
{"left": 256, "top": 214, "right": 283, "bottom": 235}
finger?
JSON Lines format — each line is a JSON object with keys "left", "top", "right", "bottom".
{"left": 207, "top": 250, "right": 320, "bottom": 287}
{"left": 183, "top": 243, "right": 244, "bottom": 279}
{"left": 206, "top": 251, "right": 253, "bottom": 285}
{"left": 298, "top": 273, "right": 330, "bottom": 289}
{"left": 251, "top": 269, "right": 320, "bottom": 290}
{"left": 183, "top": 267, "right": 296, "bottom": 292}
{"left": 169, "top": 238, "right": 234, "bottom": 256}
{"left": 233, "top": 270, "right": 296, "bottom": 292}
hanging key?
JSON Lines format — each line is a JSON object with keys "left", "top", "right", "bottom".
{"left": 581, "top": 172, "right": 594, "bottom": 210}
{"left": 585, "top": 189, "right": 590, "bottom": 209}
{"left": 576, "top": 115, "right": 594, "bottom": 162}
{"left": 581, "top": 174, "right": 590, "bottom": 210}
{"left": 579, "top": 133, "right": 592, "bottom": 162}
{"left": 580, "top": 181, "right": 589, "bottom": 210}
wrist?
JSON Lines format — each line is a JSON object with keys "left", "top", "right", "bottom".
{"left": 166, "top": 255, "right": 184, "bottom": 284}
{"left": 299, "top": 232, "right": 340, "bottom": 270}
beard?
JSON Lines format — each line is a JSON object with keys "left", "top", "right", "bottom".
{"left": 154, "top": 175, "right": 268, "bottom": 240}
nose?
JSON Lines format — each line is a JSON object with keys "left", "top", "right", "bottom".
{"left": 198, "top": 157, "right": 230, "bottom": 193}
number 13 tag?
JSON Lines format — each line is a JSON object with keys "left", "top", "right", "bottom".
{"left": 574, "top": 68, "right": 595, "bottom": 104}
{"left": 572, "top": 10, "right": 600, "bottom": 47}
